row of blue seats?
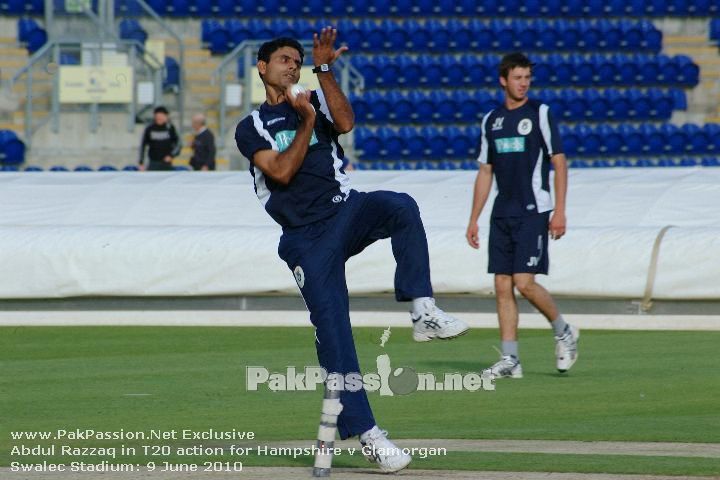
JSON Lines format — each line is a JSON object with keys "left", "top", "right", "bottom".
{"left": 106, "top": 0, "right": 720, "bottom": 18}
{"left": 4, "top": 0, "right": 718, "bottom": 16}
{"left": 204, "top": 18, "right": 661, "bottom": 54}
{"left": 0, "top": 165, "right": 196, "bottom": 172}
{"left": 351, "top": 54, "right": 699, "bottom": 88}
{"left": 355, "top": 157, "right": 720, "bottom": 170}
{"left": 0, "top": 131, "right": 26, "bottom": 166}
{"left": 351, "top": 88, "right": 685, "bottom": 124}
{"left": 17, "top": 18, "right": 46, "bottom": 53}
{"left": 355, "top": 123, "right": 720, "bottom": 160}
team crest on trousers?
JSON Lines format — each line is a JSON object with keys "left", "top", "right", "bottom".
{"left": 518, "top": 118, "right": 533, "bottom": 135}
{"left": 294, "top": 266, "right": 305, "bottom": 288}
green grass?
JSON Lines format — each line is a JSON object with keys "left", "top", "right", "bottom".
{"left": 1, "top": 326, "right": 719, "bottom": 476}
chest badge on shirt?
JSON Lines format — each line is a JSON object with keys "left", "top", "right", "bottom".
{"left": 518, "top": 118, "right": 533, "bottom": 135}
{"left": 491, "top": 117, "right": 504, "bottom": 131}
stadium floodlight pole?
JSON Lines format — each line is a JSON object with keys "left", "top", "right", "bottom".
{"left": 312, "top": 385, "right": 343, "bottom": 477}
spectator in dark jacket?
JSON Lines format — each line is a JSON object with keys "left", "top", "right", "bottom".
{"left": 139, "top": 106, "right": 181, "bottom": 171}
{"left": 189, "top": 113, "right": 216, "bottom": 171}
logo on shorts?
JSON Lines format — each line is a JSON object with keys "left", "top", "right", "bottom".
{"left": 332, "top": 195, "right": 342, "bottom": 203}
{"left": 526, "top": 235, "right": 543, "bottom": 267}
{"left": 293, "top": 266, "right": 305, "bottom": 288}
{"left": 518, "top": 118, "right": 533, "bottom": 135}
{"left": 491, "top": 117, "right": 504, "bottom": 131}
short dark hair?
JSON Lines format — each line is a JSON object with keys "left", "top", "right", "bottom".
{"left": 499, "top": 53, "right": 534, "bottom": 78}
{"left": 257, "top": 37, "right": 305, "bottom": 65}
{"left": 153, "top": 105, "right": 169, "bottom": 115}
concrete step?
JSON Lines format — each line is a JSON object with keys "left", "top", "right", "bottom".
{"left": 0, "top": 59, "right": 27, "bottom": 68}
{"left": 188, "top": 84, "right": 221, "bottom": 94}
{"left": 0, "top": 122, "right": 23, "bottom": 133}
{"left": 0, "top": 47, "right": 29, "bottom": 57}
{"left": 663, "top": 34, "right": 709, "bottom": 44}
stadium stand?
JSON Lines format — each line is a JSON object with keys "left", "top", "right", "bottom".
{"left": 0, "top": 1, "right": 718, "bottom": 170}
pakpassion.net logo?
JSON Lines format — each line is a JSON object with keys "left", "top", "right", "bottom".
{"left": 246, "top": 328, "right": 495, "bottom": 396}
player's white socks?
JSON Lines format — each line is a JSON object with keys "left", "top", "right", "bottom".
{"left": 501, "top": 340, "right": 519, "bottom": 359}
{"left": 412, "top": 297, "right": 434, "bottom": 316}
{"left": 552, "top": 314, "right": 568, "bottom": 337}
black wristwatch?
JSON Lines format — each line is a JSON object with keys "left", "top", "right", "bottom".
{"left": 312, "top": 63, "right": 330, "bottom": 74}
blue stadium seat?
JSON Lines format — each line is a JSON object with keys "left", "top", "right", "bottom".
{"left": 396, "top": 55, "right": 423, "bottom": 88}
{"left": 123, "top": 165, "right": 140, "bottom": 171}
{"left": 661, "top": 124, "right": 687, "bottom": 154}
{"left": 399, "top": 126, "right": 428, "bottom": 158}
{"left": 617, "top": 124, "right": 644, "bottom": 154}
{"left": 98, "top": 165, "right": 119, "bottom": 171}
{"left": 682, "top": 124, "right": 708, "bottom": 153}
{"left": 597, "top": 124, "right": 622, "bottom": 154}
{"left": 376, "top": 127, "right": 404, "bottom": 159}
{"left": 364, "top": 91, "right": 389, "bottom": 123}
{"left": 349, "top": 93, "right": 368, "bottom": 123}
{"left": 392, "top": 161, "right": 413, "bottom": 170}
{"left": 703, "top": 124, "right": 720, "bottom": 151}
{"left": 577, "top": 20, "right": 601, "bottom": 51}
{"left": 446, "top": 127, "right": 472, "bottom": 158}
{"left": 371, "top": 162, "right": 391, "bottom": 170}
{"left": 24, "top": 165, "right": 43, "bottom": 171}
{"left": 407, "top": 90, "right": 433, "bottom": 123}
{"left": 385, "top": 19, "right": 410, "bottom": 50}
{"left": 427, "top": 20, "right": 450, "bottom": 52}
{"left": 360, "top": 19, "right": 384, "bottom": 51}
{"left": 74, "top": 165, "right": 93, "bottom": 172}
{"left": 605, "top": 88, "right": 630, "bottom": 119}
{"left": 559, "top": 125, "right": 578, "bottom": 155}
{"left": 0, "top": 130, "right": 25, "bottom": 165}
{"left": 338, "top": 20, "right": 362, "bottom": 51}
{"left": 420, "top": 126, "right": 446, "bottom": 159}
{"left": 0, "top": 165, "right": 19, "bottom": 172}
{"left": 460, "top": 160, "right": 479, "bottom": 170}
{"left": 49, "top": 165, "right": 69, "bottom": 172}
{"left": 388, "top": 91, "right": 413, "bottom": 123}
{"left": 164, "top": 57, "right": 179, "bottom": 89}
{"left": 447, "top": 19, "right": 472, "bottom": 50}
{"left": 432, "top": 91, "right": 457, "bottom": 122}
{"left": 437, "top": 160, "right": 457, "bottom": 170}
{"left": 169, "top": 0, "right": 189, "bottom": 16}
{"left": 640, "top": 124, "right": 665, "bottom": 154}
{"left": 355, "top": 127, "right": 380, "bottom": 159}
{"left": 415, "top": 160, "right": 437, "bottom": 170}
{"left": 173, "top": 166, "right": 190, "bottom": 171}
{"left": 192, "top": 0, "right": 212, "bottom": 15}
{"left": 584, "top": 89, "right": 609, "bottom": 120}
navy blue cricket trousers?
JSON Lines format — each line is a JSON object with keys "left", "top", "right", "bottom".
{"left": 277, "top": 190, "right": 433, "bottom": 439}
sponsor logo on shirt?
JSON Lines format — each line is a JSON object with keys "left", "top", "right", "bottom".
{"left": 491, "top": 117, "right": 504, "bottom": 131}
{"left": 495, "top": 137, "right": 525, "bottom": 153}
{"left": 332, "top": 195, "right": 342, "bottom": 203}
{"left": 275, "top": 129, "right": 319, "bottom": 152}
{"left": 267, "top": 117, "right": 286, "bottom": 126}
{"left": 150, "top": 131, "right": 171, "bottom": 140}
{"left": 518, "top": 118, "right": 533, "bottom": 135}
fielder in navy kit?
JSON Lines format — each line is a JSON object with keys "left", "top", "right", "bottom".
{"left": 235, "top": 30, "right": 468, "bottom": 473}
{"left": 466, "top": 53, "right": 579, "bottom": 378}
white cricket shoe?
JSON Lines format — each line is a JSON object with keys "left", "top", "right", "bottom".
{"left": 484, "top": 354, "right": 523, "bottom": 379}
{"left": 411, "top": 299, "right": 469, "bottom": 342}
{"left": 555, "top": 324, "right": 580, "bottom": 372}
{"left": 360, "top": 426, "right": 411, "bottom": 473}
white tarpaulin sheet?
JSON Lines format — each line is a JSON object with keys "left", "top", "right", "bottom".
{"left": 0, "top": 168, "right": 718, "bottom": 299}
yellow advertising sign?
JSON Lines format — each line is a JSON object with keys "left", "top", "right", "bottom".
{"left": 59, "top": 66, "right": 133, "bottom": 104}
{"left": 250, "top": 66, "right": 320, "bottom": 105}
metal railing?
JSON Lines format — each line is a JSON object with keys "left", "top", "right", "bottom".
{"left": 211, "top": 40, "right": 364, "bottom": 152}
{"left": 5, "top": 39, "right": 164, "bottom": 148}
